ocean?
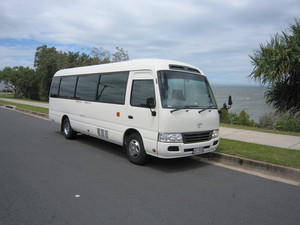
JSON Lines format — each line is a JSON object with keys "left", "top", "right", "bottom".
{"left": 211, "top": 85, "right": 274, "bottom": 122}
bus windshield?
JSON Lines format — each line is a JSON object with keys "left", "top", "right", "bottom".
{"left": 158, "top": 71, "right": 217, "bottom": 109}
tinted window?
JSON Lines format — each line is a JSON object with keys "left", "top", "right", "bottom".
{"left": 59, "top": 76, "right": 77, "bottom": 99}
{"left": 97, "top": 72, "right": 129, "bottom": 104}
{"left": 75, "top": 74, "right": 99, "bottom": 101}
{"left": 50, "top": 77, "right": 61, "bottom": 98}
{"left": 131, "top": 80, "right": 155, "bottom": 107}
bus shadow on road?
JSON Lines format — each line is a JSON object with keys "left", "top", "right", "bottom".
{"left": 60, "top": 133, "right": 210, "bottom": 173}
{"left": 147, "top": 156, "right": 210, "bottom": 173}
{"left": 59, "top": 133, "right": 127, "bottom": 158}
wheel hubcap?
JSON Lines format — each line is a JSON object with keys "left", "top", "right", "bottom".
{"left": 64, "top": 121, "right": 70, "bottom": 135}
{"left": 128, "top": 139, "right": 140, "bottom": 158}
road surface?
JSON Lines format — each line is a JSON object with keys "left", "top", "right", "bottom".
{"left": 0, "top": 107, "right": 299, "bottom": 225}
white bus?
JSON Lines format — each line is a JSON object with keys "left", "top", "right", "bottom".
{"left": 49, "top": 59, "right": 220, "bottom": 164}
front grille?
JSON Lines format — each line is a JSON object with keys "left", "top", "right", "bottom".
{"left": 182, "top": 131, "right": 212, "bottom": 144}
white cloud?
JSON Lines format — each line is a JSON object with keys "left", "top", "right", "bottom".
{"left": 0, "top": 46, "right": 35, "bottom": 68}
{"left": 0, "top": 0, "right": 299, "bottom": 84}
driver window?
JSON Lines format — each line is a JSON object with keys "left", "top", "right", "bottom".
{"left": 131, "top": 80, "right": 155, "bottom": 107}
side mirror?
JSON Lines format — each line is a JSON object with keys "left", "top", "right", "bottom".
{"left": 146, "top": 97, "right": 156, "bottom": 117}
{"left": 228, "top": 95, "right": 233, "bottom": 107}
{"left": 222, "top": 95, "right": 233, "bottom": 110}
{"left": 146, "top": 97, "right": 155, "bottom": 108}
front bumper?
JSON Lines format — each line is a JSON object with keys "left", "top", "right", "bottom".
{"left": 156, "top": 137, "right": 219, "bottom": 158}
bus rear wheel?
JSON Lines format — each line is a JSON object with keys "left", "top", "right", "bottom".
{"left": 63, "top": 118, "right": 77, "bottom": 139}
{"left": 126, "top": 133, "right": 147, "bottom": 165}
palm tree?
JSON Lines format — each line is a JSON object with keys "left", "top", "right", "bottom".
{"left": 249, "top": 19, "right": 300, "bottom": 115}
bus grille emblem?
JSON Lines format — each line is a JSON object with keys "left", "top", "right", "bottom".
{"left": 197, "top": 123, "right": 203, "bottom": 128}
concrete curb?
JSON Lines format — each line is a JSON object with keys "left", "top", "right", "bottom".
{"left": 0, "top": 103, "right": 49, "bottom": 119}
{"left": 199, "top": 152, "right": 300, "bottom": 183}
{"left": 15, "top": 107, "right": 49, "bottom": 119}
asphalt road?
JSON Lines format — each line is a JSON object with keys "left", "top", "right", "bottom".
{"left": 1, "top": 107, "right": 300, "bottom": 225}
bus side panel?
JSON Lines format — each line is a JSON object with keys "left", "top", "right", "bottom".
{"left": 77, "top": 102, "right": 128, "bottom": 145}
{"left": 49, "top": 98, "right": 128, "bottom": 146}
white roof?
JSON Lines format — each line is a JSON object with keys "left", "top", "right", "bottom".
{"left": 54, "top": 59, "right": 204, "bottom": 76}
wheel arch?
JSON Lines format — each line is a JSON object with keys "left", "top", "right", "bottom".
{"left": 123, "top": 128, "right": 141, "bottom": 147}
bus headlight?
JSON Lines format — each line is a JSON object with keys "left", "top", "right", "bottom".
{"left": 158, "top": 133, "right": 183, "bottom": 143}
{"left": 212, "top": 129, "right": 219, "bottom": 139}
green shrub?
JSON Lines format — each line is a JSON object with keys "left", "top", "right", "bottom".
{"left": 220, "top": 109, "right": 255, "bottom": 127}
{"left": 220, "top": 108, "right": 237, "bottom": 124}
{"left": 258, "top": 112, "right": 279, "bottom": 129}
{"left": 236, "top": 110, "right": 255, "bottom": 126}
{"left": 276, "top": 115, "right": 300, "bottom": 132}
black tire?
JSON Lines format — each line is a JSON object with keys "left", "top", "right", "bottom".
{"left": 62, "top": 118, "right": 77, "bottom": 139}
{"left": 126, "top": 133, "right": 147, "bottom": 165}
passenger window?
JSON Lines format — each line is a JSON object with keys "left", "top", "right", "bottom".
{"left": 131, "top": 80, "right": 155, "bottom": 107}
{"left": 58, "top": 76, "right": 77, "bottom": 99}
{"left": 97, "top": 72, "right": 129, "bottom": 104}
{"left": 75, "top": 74, "right": 99, "bottom": 101}
{"left": 50, "top": 77, "right": 61, "bottom": 98}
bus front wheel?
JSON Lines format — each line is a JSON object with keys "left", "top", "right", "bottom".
{"left": 63, "top": 118, "right": 77, "bottom": 139}
{"left": 126, "top": 133, "right": 147, "bottom": 165}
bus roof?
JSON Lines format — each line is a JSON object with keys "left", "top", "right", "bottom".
{"left": 53, "top": 59, "right": 204, "bottom": 76}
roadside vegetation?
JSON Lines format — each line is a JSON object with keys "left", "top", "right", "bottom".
{"left": 221, "top": 123, "right": 300, "bottom": 137}
{"left": 220, "top": 108, "right": 300, "bottom": 133}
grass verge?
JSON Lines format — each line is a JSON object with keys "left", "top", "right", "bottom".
{"left": 217, "top": 138, "right": 300, "bottom": 169}
{"left": 0, "top": 100, "right": 48, "bottom": 114}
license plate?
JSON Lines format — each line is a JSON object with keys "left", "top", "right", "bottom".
{"left": 193, "top": 147, "right": 204, "bottom": 154}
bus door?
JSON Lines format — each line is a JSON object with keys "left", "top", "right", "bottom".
{"left": 126, "top": 71, "right": 159, "bottom": 153}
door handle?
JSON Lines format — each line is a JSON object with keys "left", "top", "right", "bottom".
{"left": 128, "top": 115, "right": 133, "bottom": 119}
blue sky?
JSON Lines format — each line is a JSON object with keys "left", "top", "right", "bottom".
{"left": 0, "top": 0, "right": 299, "bottom": 85}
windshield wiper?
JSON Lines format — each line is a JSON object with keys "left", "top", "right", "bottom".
{"left": 170, "top": 105, "right": 217, "bottom": 113}
{"left": 198, "top": 108, "right": 208, "bottom": 114}
{"left": 170, "top": 108, "right": 185, "bottom": 113}
{"left": 198, "top": 106, "right": 217, "bottom": 114}
{"left": 170, "top": 105, "right": 198, "bottom": 113}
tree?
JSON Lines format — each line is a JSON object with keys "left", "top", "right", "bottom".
{"left": 90, "top": 47, "right": 129, "bottom": 63}
{"left": 34, "top": 45, "right": 106, "bottom": 100}
{"left": 0, "top": 66, "right": 39, "bottom": 99}
{"left": 1, "top": 45, "right": 129, "bottom": 101}
{"left": 34, "top": 45, "right": 60, "bottom": 101}
{"left": 90, "top": 47, "right": 111, "bottom": 63}
{"left": 249, "top": 19, "right": 300, "bottom": 115}
{"left": 112, "top": 47, "right": 129, "bottom": 62}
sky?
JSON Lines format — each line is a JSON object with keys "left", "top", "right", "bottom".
{"left": 0, "top": 0, "right": 299, "bottom": 85}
